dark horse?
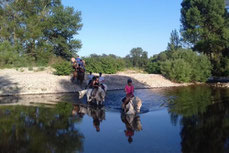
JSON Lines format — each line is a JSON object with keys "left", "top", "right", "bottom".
{"left": 72, "top": 63, "right": 85, "bottom": 85}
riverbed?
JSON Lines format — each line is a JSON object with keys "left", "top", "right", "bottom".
{"left": 0, "top": 86, "right": 229, "bottom": 153}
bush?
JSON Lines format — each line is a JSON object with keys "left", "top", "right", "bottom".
{"left": 145, "top": 61, "right": 160, "bottom": 74}
{"left": 84, "top": 55, "right": 126, "bottom": 74}
{"left": 146, "top": 49, "right": 212, "bottom": 82}
{"left": 53, "top": 61, "right": 73, "bottom": 76}
{"left": 160, "top": 59, "right": 192, "bottom": 82}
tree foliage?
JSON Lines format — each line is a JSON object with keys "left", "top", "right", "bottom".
{"left": 53, "top": 60, "right": 73, "bottom": 76}
{"left": 125, "top": 47, "right": 149, "bottom": 68}
{"left": 180, "top": 0, "right": 229, "bottom": 75}
{"left": 167, "top": 29, "right": 182, "bottom": 51}
{"left": 83, "top": 54, "right": 126, "bottom": 74}
{"left": 146, "top": 49, "right": 212, "bottom": 82}
{"left": 0, "top": 0, "right": 82, "bottom": 68}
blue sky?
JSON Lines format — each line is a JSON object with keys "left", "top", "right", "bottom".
{"left": 63, "top": 0, "right": 182, "bottom": 57}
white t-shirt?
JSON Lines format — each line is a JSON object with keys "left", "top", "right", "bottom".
{"left": 99, "top": 76, "right": 105, "bottom": 83}
{"left": 88, "top": 74, "right": 94, "bottom": 81}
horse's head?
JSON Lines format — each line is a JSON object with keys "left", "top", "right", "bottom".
{"left": 133, "top": 97, "right": 142, "bottom": 113}
{"left": 98, "top": 87, "right": 106, "bottom": 102}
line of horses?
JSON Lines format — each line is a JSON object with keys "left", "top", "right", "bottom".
{"left": 71, "top": 66, "right": 142, "bottom": 115}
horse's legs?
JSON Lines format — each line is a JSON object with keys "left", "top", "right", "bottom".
{"left": 72, "top": 71, "right": 77, "bottom": 82}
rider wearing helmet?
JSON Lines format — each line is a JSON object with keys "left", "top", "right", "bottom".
{"left": 122, "top": 79, "right": 135, "bottom": 110}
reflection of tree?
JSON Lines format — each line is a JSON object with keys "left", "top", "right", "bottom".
{"left": 167, "top": 86, "right": 229, "bottom": 153}
{"left": 0, "top": 102, "right": 84, "bottom": 153}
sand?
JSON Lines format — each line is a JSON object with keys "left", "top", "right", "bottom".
{"left": 0, "top": 68, "right": 189, "bottom": 96}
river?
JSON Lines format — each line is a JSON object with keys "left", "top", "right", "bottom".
{"left": 0, "top": 86, "right": 229, "bottom": 153}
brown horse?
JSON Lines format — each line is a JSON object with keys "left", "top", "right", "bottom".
{"left": 77, "top": 67, "right": 85, "bottom": 85}
{"left": 72, "top": 63, "right": 85, "bottom": 85}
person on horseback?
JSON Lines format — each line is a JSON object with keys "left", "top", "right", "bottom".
{"left": 99, "top": 72, "right": 106, "bottom": 91}
{"left": 87, "top": 72, "right": 94, "bottom": 84}
{"left": 71, "top": 57, "right": 78, "bottom": 82}
{"left": 88, "top": 76, "right": 100, "bottom": 97}
{"left": 99, "top": 72, "right": 104, "bottom": 84}
{"left": 122, "top": 79, "right": 135, "bottom": 110}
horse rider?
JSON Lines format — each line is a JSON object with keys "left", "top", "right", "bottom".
{"left": 88, "top": 76, "right": 100, "bottom": 97}
{"left": 122, "top": 79, "right": 135, "bottom": 110}
{"left": 99, "top": 72, "right": 106, "bottom": 90}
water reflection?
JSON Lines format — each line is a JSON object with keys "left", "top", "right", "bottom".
{"left": 72, "top": 104, "right": 105, "bottom": 132}
{"left": 121, "top": 113, "right": 143, "bottom": 144}
{"left": 166, "top": 86, "right": 229, "bottom": 153}
{"left": 0, "top": 103, "right": 84, "bottom": 153}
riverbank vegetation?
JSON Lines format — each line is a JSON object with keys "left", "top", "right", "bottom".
{"left": 0, "top": 0, "right": 82, "bottom": 68}
{"left": 1, "top": 0, "right": 229, "bottom": 83}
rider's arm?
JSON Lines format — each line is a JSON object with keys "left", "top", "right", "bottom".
{"left": 124, "top": 85, "right": 128, "bottom": 95}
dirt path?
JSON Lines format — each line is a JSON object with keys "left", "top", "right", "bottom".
{"left": 0, "top": 68, "right": 189, "bottom": 96}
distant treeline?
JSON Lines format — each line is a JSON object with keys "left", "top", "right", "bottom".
{"left": 83, "top": 47, "right": 149, "bottom": 74}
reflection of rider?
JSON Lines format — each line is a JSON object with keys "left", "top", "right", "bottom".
{"left": 72, "top": 104, "right": 105, "bottom": 132}
{"left": 121, "top": 113, "right": 142, "bottom": 144}
{"left": 72, "top": 104, "right": 87, "bottom": 118}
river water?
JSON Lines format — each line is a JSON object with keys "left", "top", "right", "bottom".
{"left": 0, "top": 86, "right": 229, "bottom": 153}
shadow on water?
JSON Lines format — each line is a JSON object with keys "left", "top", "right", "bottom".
{"left": 165, "top": 86, "right": 229, "bottom": 153}
{"left": 0, "top": 76, "right": 21, "bottom": 104}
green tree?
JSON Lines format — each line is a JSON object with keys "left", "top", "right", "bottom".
{"left": 167, "top": 29, "right": 182, "bottom": 51}
{"left": 126, "top": 47, "right": 149, "bottom": 68}
{"left": 0, "top": 0, "right": 82, "bottom": 68}
{"left": 180, "top": 0, "right": 229, "bottom": 75}
{"left": 45, "top": 5, "right": 82, "bottom": 59}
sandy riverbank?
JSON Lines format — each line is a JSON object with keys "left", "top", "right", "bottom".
{"left": 0, "top": 68, "right": 190, "bottom": 96}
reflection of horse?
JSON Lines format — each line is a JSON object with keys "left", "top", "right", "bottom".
{"left": 121, "top": 113, "right": 142, "bottom": 143}
{"left": 123, "top": 96, "right": 142, "bottom": 115}
{"left": 78, "top": 84, "right": 108, "bottom": 105}
{"left": 72, "top": 63, "right": 85, "bottom": 85}
{"left": 72, "top": 104, "right": 105, "bottom": 132}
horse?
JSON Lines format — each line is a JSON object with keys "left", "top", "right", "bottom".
{"left": 77, "top": 67, "right": 85, "bottom": 85}
{"left": 72, "top": 63, "right": 85, "bottom": 85}
{"left": 123, "top": 96, "right": 142, "bottom": 115}
{"left": 78, "top": 84, "right": 108, "bottom": 105}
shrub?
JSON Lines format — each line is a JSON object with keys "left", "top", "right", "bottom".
{"left": 146, "top": 49, "right": 212, "bottom": 82}
{"left": 145, "top": 61, "right": 160, "bottom": 74}
{"left": 160, "top": 59, "right": 192, "bottom": 82}
{"left": 53, "top": 61, "right": 73, "bottom": 76}
{"left": 84, "top": 55, "right": 126, "bottom": 74}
